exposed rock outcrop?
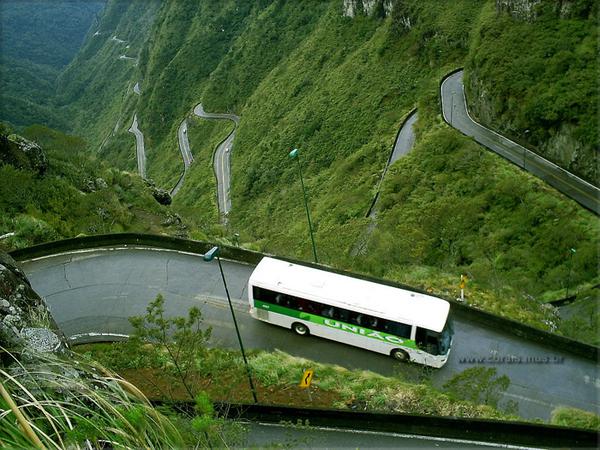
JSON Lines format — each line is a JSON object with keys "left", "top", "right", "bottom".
{"left": 495, "top": 0, "right": 542, "bottom": 21}
{"left": 0, "top": 251, "right": 67, "bottom": 360}
{"left": 0, "top": 134, "right": 48, "bottom": 175}
{"left": 495, "top": 0, "right": 590, "bottom": 21}
{"left": 343, "top": 0, "right": 393, "bottom": 18}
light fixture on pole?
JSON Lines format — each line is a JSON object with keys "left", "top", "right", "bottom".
{"left": 566, "top": 247, "right": 576, "bottom": 299}
{"left": 450, "top": 91, "right": 455, "bottom": 126}
{"left": 289, "top": 148, "right": 318, "bottom": 263}
{"left": 203, "top": 246, "right": 258, "bottom": 403}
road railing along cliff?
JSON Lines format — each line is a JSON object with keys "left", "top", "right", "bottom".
{"left": 440, "top": 69, "right": 600, "bottom": 215}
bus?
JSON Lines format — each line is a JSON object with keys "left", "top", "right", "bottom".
{"left": 248, "top": 257, "right": 453, "bottom": 368}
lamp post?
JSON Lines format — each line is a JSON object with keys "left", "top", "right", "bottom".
{"left": 203, "top": 246, "right": 258, "bottom": 403}
{"left": 450, "top": 91, "right": 455, "bottom": 126}
{"left": 289, "top": 148, "right": 318, "bottom": 263}
{"left": 565, "top": 247, "right": 576, "bottom": 299}
{"left": 523, "top": 129, "right": 530, "bottom": 168}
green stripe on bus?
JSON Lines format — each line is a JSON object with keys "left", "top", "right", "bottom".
{"left": 254, "top": 299, "right": 416, "bottom": 349}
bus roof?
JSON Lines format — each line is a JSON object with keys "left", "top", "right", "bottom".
{"left": 249, "top": 257, "right": 450, "bottom": 332}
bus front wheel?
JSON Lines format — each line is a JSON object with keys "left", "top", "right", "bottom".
{"left": 391, "top": 349, "right": 409, "bottom": 362}
{"left": 292, "top": 322, "right": 310, "bottom": 336}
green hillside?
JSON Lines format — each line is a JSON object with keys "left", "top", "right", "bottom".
{"left": 56, "top": 0, "right": 161, "bottom": 166}
{"left": 465, "top": 1, "right": 598, "bottom": 184}
{"left": 0, "top": 0, "right": 105, "bottom": 128}
{"left": 0, "top": 124, "right": 184, "bottom": 251}
{"left": 38, "top": 0, "right": 600, "bottom": 337}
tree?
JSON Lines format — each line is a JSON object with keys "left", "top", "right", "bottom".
{"left": 128, "top": 294, "right": 212, "bottom": 400}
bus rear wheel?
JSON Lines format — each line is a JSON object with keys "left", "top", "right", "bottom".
{"left": 292, "top": 322, "right": 310, "bottom": 336}
{"left": 391, "top": 349, "right": 409, "bottom": 362}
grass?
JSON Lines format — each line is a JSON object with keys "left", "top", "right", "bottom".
{"left": 78, "top": 343, "right": 514, "bottom": 420}
{"left": 0, "top": 348, "right": 184, "bottom": 449}
{"left": 75, "top": 341, "right": 600, "bottom": 432}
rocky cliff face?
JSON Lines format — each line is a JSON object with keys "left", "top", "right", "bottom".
{"left": 342, "top": 0, "right": 393, "bottom": 17}
{"left": 495, "top": 0, "right": 542, "bottom": 21}
{"left": 0, "top": 251, "right": 67, "bottom": 359}
{"left": 465, "top": 0, "right": 598, "bottom": 185}
{"left": 465, "top": 74, "right": 592, "bottom": 181}
{"left": 496, "top": 0, "right": 586, "bottom": 21}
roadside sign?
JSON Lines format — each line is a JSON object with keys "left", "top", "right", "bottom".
{"left": 299, "top": 369, "right": 314, "bottom": 388}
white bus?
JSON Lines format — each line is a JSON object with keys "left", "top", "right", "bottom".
{"left": 248, "top": 257, "right": 453, "bottom": 368}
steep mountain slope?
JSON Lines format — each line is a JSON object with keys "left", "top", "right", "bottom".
{"left": 56, "top": 0, "right": 161, "bottom": 170}
{"left": 464, "top": 0, "right": 598, "bottom": 184}
{"left": 0, "top": 124, "right": 184, "bottom": 251}
{"left": 57, "top": 0, "right": 598, "bottom": 334}
{"left": 0, "top": 0, "right": 104, "bottom": 129}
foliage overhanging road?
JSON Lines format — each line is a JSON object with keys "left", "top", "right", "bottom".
{"left": 22, "top": 247, "right": 600, "bottom": 421}
{"left": 193, "top": 104, "right": 240, "bottom": 221}
{"left": 441, "top": 70, "right": 600, "bottom": 215}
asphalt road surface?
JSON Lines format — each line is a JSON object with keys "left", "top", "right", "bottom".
{"left": 21, "top": 247, "right": 600, "bottom": 421}
{"left": 441, "top": 70, "right": 599, "bottom": 215}
{"left": 353, "top": 110, "right": 419, "bottom": 256}
{"left": 193, "top": 103, "right": 240, "bottom": 220}
{"left": 171, "top": 119, "right": 193, "bottom": 196}
{"left": 243, "top": 422, "right": 532, "bottom": 449}
{"left": 128, "top": 114, "right": 146, "bottom": 179}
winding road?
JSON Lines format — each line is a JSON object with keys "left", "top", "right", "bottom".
{"left": 193, "top": 103, "right": 240, "bottom": 220}
{"left": 127, "top": 114, "right": 146, "bottom": 179}
{"left": 353, "top": 110, "right": 418, "bottom": 256}
{"left": 171, "top": 119, "right": 193, "bottom": 196}
{"left": 441, "top": 70, "right": 600, "bottom": 215}
{"left": 21, "top": 247, "right": 600, "bottom": 421}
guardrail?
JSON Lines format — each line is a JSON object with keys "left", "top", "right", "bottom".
{"left": 10, "top": 233, "right": 599, "bottom": 361}
{"left": 158, "top": 402, "right": 597, "bottom": 448}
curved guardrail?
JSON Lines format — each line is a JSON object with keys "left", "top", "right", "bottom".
{"left": 9, "top": 233, "right": 599, "bottom": 361}
{"left": 159, "top": 402, "right": 596, "bottom": 448}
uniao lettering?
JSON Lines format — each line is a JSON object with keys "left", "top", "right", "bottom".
{"left": 341, "top": 324, "right": 358, "bottom": 333}
{"left": 324, "top": 318, "right": 404, "bottom": 345}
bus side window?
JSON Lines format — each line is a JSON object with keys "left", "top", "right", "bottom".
{"left": 322, "top": 306, "right": 335, "bottom": 318}
{"left": 305, "top": 299, "right": 319, "bottom": 314}
{"left": 336, "top": 308, "right": 349, "bottom": 322}
{"left": 385, "top": 321, "right": 411, "bottom": 338}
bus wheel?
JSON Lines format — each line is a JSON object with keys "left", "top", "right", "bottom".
{"left": 391, "top": 349, "right": 409, "bottom": 362}
{"left": 292, "top": 322, "right": 309, "bottom": 336}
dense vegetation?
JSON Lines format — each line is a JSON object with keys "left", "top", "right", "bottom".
{"left": 465, "top": 0, "right": 598, "bottom": 184}
{"left": 0, "top": 124, "right": 183, "bottom": 251}
{"left": 0, "top": 0, "right": 104, "bottom": 128}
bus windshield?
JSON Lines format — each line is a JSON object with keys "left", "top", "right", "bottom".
{"left": 416, "top": 319, "right": 453, "bottom": 356}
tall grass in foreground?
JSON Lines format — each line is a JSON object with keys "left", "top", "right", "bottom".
{"left": 0, "top": 348, "right": 183, "bottom": 449}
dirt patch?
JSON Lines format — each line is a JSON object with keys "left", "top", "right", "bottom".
{"left": 119, "top": 368, "right": 342, "bottom": 408}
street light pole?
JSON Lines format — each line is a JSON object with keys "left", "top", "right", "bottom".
{"left": 289, "top": 148, "right": 318, "bottom": 263}
{"left": 203, "top": 246, "right": 258, "bottom": 403}
{"left": 566, "top": 247, "right": 576, "bottom": 299}
{"left": 451, "top": 91, "right": 455, "bottom": 126}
